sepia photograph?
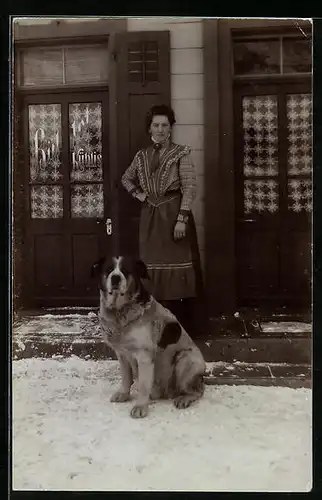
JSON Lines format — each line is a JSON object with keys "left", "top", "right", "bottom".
{"left": 11, "top": 16, "right": 312, "bottom": 492}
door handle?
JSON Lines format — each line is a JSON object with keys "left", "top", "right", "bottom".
{"left": 106, "top": 218, "right": 112, "bottom": 235}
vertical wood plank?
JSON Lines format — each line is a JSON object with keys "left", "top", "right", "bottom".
{"left": 115, "top": 30, "right": 171, "bottom": 257}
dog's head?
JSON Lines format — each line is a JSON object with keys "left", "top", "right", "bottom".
{"left": 91, "top": 256, "right": 151, "bottom": 310}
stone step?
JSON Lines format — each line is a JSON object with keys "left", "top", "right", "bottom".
{"left": 12, "top": 335, "right": 311, "bottom": 365}
{"left": 12, "top": 341, "right": 310, "bottom": 389}
{"left": 12, "top": 314, "right": 311, "bottom": 364}
{"left": 204, "top": 377, "right": 310, "bottom": 389}
{"left": 204, "top": 360, "right": 311, "bottom": 388}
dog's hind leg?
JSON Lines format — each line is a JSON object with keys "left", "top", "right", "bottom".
{"left": 173, "top": 350, "right": 206, "bottom": 409}
{"left": 110, "top": 354, "right": 134, "bottom": 403}
{"left": 174, "top": 373, "right": 205, "bottom": 409}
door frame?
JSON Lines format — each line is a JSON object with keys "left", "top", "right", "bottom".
{"left": 203, "top": 18, "right": 312, "bottom": 317}
{"left": 13, "top": 24, "right": 125, "bottom": 310}
{"left": 22, "top": 90, "right": 112, "bottom": 306}
{"left": 234, "top": 80, "right": 312, "bottom": 308}
{"left": 203, "top": 19, "right": 235, "bottom": 316}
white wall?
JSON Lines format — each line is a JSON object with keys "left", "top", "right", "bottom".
{"left": 127, "top": 18, "right": 205, "bottom": 268}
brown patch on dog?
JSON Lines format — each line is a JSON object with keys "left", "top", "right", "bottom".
{"left": 158, "top": 322, "right": 182, "bottom": 349}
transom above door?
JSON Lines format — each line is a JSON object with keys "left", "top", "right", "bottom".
{"left": 24, "top": 92, "right": 111, "bottom": 307}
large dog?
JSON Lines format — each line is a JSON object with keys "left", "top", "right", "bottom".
{"left": 92, "top": 256, "right": 206, "bottom": 418}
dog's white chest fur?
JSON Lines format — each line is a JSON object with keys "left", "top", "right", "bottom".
{"left": 99, "top": 300, "right": 155, "bottom": 351}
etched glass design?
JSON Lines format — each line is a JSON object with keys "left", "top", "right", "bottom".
{"left": 70, "top": 184, "right": 104, "bottom": 218}
{"left": 28, "top": 104, "right": 62, "bottom": 182}
{"left": 287, "top": 94, "right": 312, "bottom": 176}
{"left": 244, "top": 179, "right": 279, "bottom": 214}
{"left": 69, "top": 103, "right": 103, "bottom": 182}
{"left": 242, "top": 96, "right": 278, "bottom": 177}
{"left": 31, "top": 185, "right": 63, "bottom": 219}
{"left": 288, "top": 178, "right": 312, "bottom": 212}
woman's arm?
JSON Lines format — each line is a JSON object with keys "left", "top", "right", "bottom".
{"left": 121, "top": 154, "right": 144, "bottom": 198}
{"left": 177, "top": 153, "right": 197, "bottom": 222}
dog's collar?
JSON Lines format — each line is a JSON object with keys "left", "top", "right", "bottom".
{"left": 100, "top": 296, "right": 155, "bottom": 328}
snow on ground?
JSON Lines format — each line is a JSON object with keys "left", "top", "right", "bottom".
{"left": 261, "top": 322, "right": 311, "bottom": 333}
{"left": 13, "top": 314, "right": 312, "bottom": 340}
{"left": 12, "top": 357, "right": 311, "bottom": 492}
{"left": 13, "top": 313, "right": 101, "bottom": 347}
{"left": 13, "top": 313, "right": 100, "bottom": 337}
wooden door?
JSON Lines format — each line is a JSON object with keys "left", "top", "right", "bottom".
{"left": 234, "top": 81, "right": 312, "bottom": 309}
{"left": 23, "top": 91, "right": 112, "bottom": 307}
{"left": 110, "top": 30, "right": 171, "bottom": 256}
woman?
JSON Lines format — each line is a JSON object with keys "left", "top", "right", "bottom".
{"left": 121, "top": 104, "right": 203, "bottom": 335}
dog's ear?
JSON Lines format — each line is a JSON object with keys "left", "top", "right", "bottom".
{"left": 91, "top": 257, "right": 106, "bottom": 279}
{"left": 134, "top": 259, "right": 150, "bottom": 280}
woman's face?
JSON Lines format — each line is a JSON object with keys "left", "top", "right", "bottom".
{"left": 149, "top": 115, "right": 171, "bottom": 144}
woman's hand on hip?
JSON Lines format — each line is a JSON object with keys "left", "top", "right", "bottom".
{"left": 136, "top": 192, "right": 147, "bottom": 202}
{"left": 174, "top": 221, "right": 186, "bottom": 240}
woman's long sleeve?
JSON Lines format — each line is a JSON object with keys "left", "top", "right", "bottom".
{"left": 121, "top": 155, "right": 142, "bottom": 198}
{"left": 178, "top": 153, "right": 197, "bottom": 215}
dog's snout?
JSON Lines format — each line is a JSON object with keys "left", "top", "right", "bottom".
{"left": 111, "top": 274, "right": 121, "bottom": 288}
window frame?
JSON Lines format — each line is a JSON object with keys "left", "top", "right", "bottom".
{"left": 232, "top": 33, "right": 312, "bottom": 79}
{"left": 16, "top": 40, "right": 110, "bottom": 90}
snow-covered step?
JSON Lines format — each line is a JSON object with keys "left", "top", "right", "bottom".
{"left": 12, "top": 313, "right": 311, "bottom": 364}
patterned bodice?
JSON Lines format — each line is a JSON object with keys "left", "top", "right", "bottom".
{"left": 121, "top": 142, "right": 196, "bottom": 212}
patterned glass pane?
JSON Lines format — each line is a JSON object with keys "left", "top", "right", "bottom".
{"left": 71, "top": 184, "right": 104, "bottom": 218}
{"left": 283, "top": 38, "right": 312, "bottom": 74}
{"left": 29, "top": 104, "right": 62, "bottom": 182}
{"left": 244, "top": 180, "right": 279, "bottom": 214}
{"left": 242, "top": 96, "right": 278, "bottom": 176}
{"left": 31, "top": 185, "right": 63, "bottom": 219}
{"left": 287, "top": 94, "right": 312, "bottom": 175}
{"left": 288, "top": 179, "right": 312, "bottom": 212}
{"left": 69, "top": 103, "right": 102, "bottom": 182}
{"left": 234, "top": 40, "right": 280, "bottom": 75}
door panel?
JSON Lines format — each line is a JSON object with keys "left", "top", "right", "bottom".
{"left": 234, "top": 82, "right": 312, "bottom": 308}
{"left": 237, "top": 227, "right": 279, "bottom": 300}
{"left": 72, "top": 234, "right": 100, "bottom": 287}
{"left": 123, "top": 93, "right": 168, "bottom": 256}
{"left": 24, "top": 92, "right": 111, "bottom": 306}
{"left": 280, "top": 229, "right": 312, "bottom": 299}
{"left": 34, "top": 234, "right": 65, "bottom": 289}
{"left": 113, "top": 30, "right": 171, "bottom": 256}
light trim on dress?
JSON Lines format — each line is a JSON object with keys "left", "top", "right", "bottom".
{"left": 146, "top": 194, "right": 180, "bottom": 208}
{"left": 146, "top": 262, "right": 193, "bottom": 270}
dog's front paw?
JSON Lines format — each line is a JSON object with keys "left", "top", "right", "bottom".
{"left": 110, "top": 390, "right": 130, "bottom": 403}
{"left": 130, "top": 403, "right": 149, "bottom": 418}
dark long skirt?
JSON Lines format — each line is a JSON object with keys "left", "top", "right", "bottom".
{"left": 139, "top": 192, "right": 204, "bottom": 335}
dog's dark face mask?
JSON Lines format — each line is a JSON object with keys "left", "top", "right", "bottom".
{"left": 91, "top": 256, "right": 150, "bottom": 310}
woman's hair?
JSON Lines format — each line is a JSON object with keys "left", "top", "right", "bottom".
{"left": 146, "top": 104, "right": 176, "bottom": 132}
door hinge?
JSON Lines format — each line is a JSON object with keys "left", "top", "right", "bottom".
{"left": 112, "top": 51, "right": 117, "bottom": 62}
